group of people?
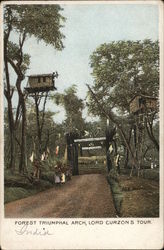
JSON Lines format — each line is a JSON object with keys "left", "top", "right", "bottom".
{"left": 54, "top": 161, "right": 72, "bottom": 185}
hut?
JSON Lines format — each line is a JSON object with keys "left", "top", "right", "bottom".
{"left": 129, "top": 94, "right": 158, "bottom": 114}
{"left": 25, "top": 72, "right": 58, "bottom": 93}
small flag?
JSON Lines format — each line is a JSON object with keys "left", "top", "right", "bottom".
{"left": 109, "top": 144, "right": 113, "bottom": 153}
{"left": 41, "top": 152, "right": 46, "bottom": 161}
{"left": 56, "top": 146, "right": 59, "bottom": 156}
{"left": 30, "top": 152, "right": 34, "bottom": 162}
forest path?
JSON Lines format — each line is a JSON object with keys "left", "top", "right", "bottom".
{"left": 5, "top": 174, "right": 117, "bottom": 218}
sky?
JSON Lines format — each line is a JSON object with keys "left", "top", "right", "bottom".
{"left": 8, "top": 3, "right": 159, "bottom": 123}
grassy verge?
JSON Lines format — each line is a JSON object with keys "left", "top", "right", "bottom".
{"left": 120, "top": 168, "right": 159, "bottom": 181}
{"left": 107, "top": 170, "right": 159, "bottom": 217}
{"left": 107, "top": 175, "right": 123, "bottom": 216}
{"left": 4, "top": 170, "right": 55, "bottom": 204}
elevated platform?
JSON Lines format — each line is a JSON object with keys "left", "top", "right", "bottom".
{"left": 25, "top": 86, "right": 57, "bottom": 93}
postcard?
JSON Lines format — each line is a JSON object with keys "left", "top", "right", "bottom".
{"left": 0, "top": 0, "right": 163, "bottom": 249}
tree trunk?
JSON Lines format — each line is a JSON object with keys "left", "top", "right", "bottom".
{"left": 43, "top": 130, "right": 50, "bottom": 152}
{"left": 87, "top": 84, "right": 139, "bottom": 171}
{"left": 15, "top": 77, "right": 27, "bottom": 173}
{"left": 124, "top": 147, "right": 129, "bottom": 168}
{"left": 19, "top": 96, "right": 27, "bottom": 173}
{"left": 7, "top": 97, "right": 16, "bottom": 171}
{"left": 124, "top": 126, "right": 132, "bottom": 168}
{"left": 145, "top": 119, "right": 159, "bottom": 151}
{"left": 4, "top": 46, "right": 16, "bottom": 171}
{"left": 34, "top": 93, "right": 48, "bottom": 158}
{"left": 4, "top": 29, "right": 27, "bottom": 173}
{"left": 34, "top": 94, "right": 42, "bottom": 157}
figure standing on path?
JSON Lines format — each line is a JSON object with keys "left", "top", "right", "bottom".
{"left": 54, "top": 166, "right": 61, "bottom": 186}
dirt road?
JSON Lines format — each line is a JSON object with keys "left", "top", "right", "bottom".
{"left": 5, "top": 174, "right": 117, "bottom": 218}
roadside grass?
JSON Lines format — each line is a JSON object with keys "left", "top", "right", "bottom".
{"left": 108, "top": 168, "right": 159, "bottom": 217}
{"left": 4, "top": 167, "right": 55, "bottom": 204}
{"left": 107, "top": 174, "right": 123, "bottom": 216}
{"left": 4, "top": 187, "right": 38, "bottom": 204}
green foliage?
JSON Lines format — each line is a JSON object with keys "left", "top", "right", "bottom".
{"left": 4, "top": 169, "right": 54, "bottom": 203}
{"left": 4, "top": 97, "right": 67, "bottom": 169}
{"left": 7, "top": 41, "right": 30, "bottom": 73}
{"left": 26, "top": 103, "right": 65, "bottom": 159}
{"left": 53, "top": 85, "right": 85, "bottom": 134}
{"left": 41, "top": 171, "right": 55, "bottom": 184}
{"left": 107, "top": 176, "right": 123, "bottom": 215}
{"left": 108, "top": 168, "right": 119, "bottom": 181}
{"left": 87, "top": 40, "right": 159, "bottom": 166}
{"left": 4, "top": 4, "right": 65, "bottom": 50}
{"left": 88, "top": 40, "right": 159, "bottom": 116}
{"left": 4, "top": 187, "right": 36, "bottom": 204}
{"left": 85, "top": 119, "right": 107, "bottom": 137}
{"left": 4, "top": 4, "right": 66, "bottom": 172}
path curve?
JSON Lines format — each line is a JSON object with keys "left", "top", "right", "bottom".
{"left": 5, "top": 174, "right": 117, "bottom": 218}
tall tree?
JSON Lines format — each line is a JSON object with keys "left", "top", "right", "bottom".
{"left": 26, "top": 100, "right": 63, "bottom": 161}
{"left": 87, "top": 40, "right": 159, "bottom": 171}
{"left": 89, "top": 40, "right": 159, "bottom": 115}
{"left": 54, "top": 85, "right": 86, "bottom": 135}
{"left": 4, "top": 4, "right": 65, "bottom": 172}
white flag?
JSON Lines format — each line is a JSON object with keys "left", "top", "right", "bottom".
{"left": 109, "top": 144, "right": 113, "bottom": 153}
{"left": 30, "top": 152, "right": 34, "bottom": 162}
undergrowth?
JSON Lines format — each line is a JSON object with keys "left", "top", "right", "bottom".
{"left": 4, "top": 166, "right": 55, "bottom": 203}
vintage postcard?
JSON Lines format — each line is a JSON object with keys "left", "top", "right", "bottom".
{"left": 0, "top": 0, "right": 163, "bottom": 249}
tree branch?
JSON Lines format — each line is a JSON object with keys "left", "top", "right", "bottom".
{"left": 86, "top": 84, "right": 137, "bottom": 164}
{"left": 7, "top": 56, "right": 20, "bottom": 76}
{"left": 40, "top": 92, "right": 48, "bottom": 135}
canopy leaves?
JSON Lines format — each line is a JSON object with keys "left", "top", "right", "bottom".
{"left": 88, "top": 40, "right": 159, "bottom": 116}
{"left": 4, "top": 4, "right": 66, "bottom": 50}
{"left": 53, "top": 85, "right": 85, "bottom": 134}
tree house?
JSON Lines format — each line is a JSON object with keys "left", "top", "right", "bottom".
{"left": 129, "top": 94, "right": 157, "bottom": 114}
{"left": 25, "top": 72, "right": 58, "bottom": 93}
{"left": 129, "top": 94, "right": 158, "bottom": 172}
{"left": 24, "top": 72, "right": 58, "bottom": 159}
